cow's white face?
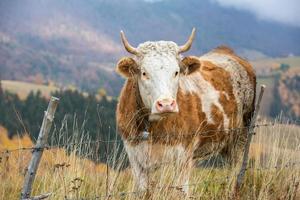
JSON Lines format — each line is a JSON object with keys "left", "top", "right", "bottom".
{"left": 117, "top": 31, "right": 200, "bottom": 121}
{"left": 137, "top": 42, "right": 180, "bottom": 119}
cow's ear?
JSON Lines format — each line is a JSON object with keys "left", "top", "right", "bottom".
{"left": 116, "top": 57, "right": 139, "bottom": 78}
{"left": 181, "top": 56, "right": 201, "bottom": 75}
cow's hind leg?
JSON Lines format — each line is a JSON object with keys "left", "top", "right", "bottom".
{"left": 221, "top": 105, "right": 255, "bottom": 166}
{"left": 220, "top": 128, "right": 247, "bottom": 166}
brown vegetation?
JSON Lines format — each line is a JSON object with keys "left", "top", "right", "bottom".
{"left": 277, "top": 68, "right": 300, "bottom": 119}
{"left": 0, "top": 119, "right": 299, "bottom": 199}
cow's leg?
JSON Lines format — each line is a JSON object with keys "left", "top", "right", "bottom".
{"left": 173, "top": 147, "right": 194, "bottom": 196}
{"left": 123, "top": 141, "right": 149, "bottom": 191}
{"left": 220, "top": 129, "right": 247, "bottom": 166}
{"left": 177, "top": 160, "right": 193, "bottom": 195}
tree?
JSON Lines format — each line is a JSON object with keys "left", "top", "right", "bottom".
{"left": 0, "top": 79, "right": 3, "bottom": 96}
{"left": 279, "top": 63, "right": 290, "bottom": 72}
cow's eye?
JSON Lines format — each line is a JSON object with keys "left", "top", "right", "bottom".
{"left": 175, "top": 71, "right": 179, "bottom": 77}
{"left": 142, "top": 72, "right": 149, "bottom": 79}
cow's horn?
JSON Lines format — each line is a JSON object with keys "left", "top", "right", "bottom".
{"left": 179, "top": 28, "right": 196, "bottom": 53}
{"left": 120, "top": 30, "right": 139, "bottom": 55}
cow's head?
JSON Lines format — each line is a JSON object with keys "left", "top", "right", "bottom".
{"left": 116, "top": 28, "right": 200, "bottom": 121}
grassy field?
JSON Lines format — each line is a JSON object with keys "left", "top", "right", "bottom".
{"left": 0, "top": 118, "right": 299, "bottom": 200}
{"left": 1, "top": 80, "right": 59, "bottom": 100}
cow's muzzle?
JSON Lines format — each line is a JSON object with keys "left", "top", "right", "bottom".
{"left": 153, "top": 98, "right": 178, "bottom": 114}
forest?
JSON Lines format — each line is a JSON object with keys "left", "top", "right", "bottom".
{"left": 0, "top": 86, "right": 120, "bottom": 163}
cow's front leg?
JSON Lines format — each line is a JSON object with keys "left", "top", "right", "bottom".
{"left": 124, "top": 141, "right": 149, "bottom": 192}
{"left": 178, "top": 158, "right": 193, "bottom": 196}
{"left": 173, "top": 147, "right": 194, "bottom": 197}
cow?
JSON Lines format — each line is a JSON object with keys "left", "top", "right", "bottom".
{"left": 116, "top": 28, "right": 256, "bottom": 195}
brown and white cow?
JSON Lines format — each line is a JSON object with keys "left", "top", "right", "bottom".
{"left": 116, "top": 28, "right": 256, "bottom": 194}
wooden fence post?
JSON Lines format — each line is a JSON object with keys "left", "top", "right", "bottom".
{"left": 20, "top": 96, "right": 59, "bottom": 200}
{"left": 234, "top": 85, "right": 266, "bottom": 196}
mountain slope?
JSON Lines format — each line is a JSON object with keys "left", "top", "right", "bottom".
{"left": 0, "top": 0, "right": 299, "bottom": 94}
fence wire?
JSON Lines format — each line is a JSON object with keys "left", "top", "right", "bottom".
{"left": 62, "top": 159, "right": 300, "bottom": 200}
{"left": 1, "top": 122, "right": 299, "bottom": 200}
{"left": 0, "top": 123, "right": 276, "bottom": 155}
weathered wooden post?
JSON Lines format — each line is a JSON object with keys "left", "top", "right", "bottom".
{"left": 234, "top": 85, "right": 266, "bottom": 196}
{"left": 20, "top": 96, "right": 59, "bottom": 200}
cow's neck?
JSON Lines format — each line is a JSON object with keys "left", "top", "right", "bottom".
{"left": 134, "top": 78, "right": 151, "bottom": 135}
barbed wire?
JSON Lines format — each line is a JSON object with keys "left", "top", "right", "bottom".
{"left": 0, "top": 147, "right": 37, "bottom": 154}
{"left": 1, "top": 121, "right": 299, "bottom": 200}
{"left": 0, "top": 123, "right": 277, "bottom": 155}
{"left": 62, "top": 160, "right": 300, "bottom": 200}
{"left": 63, "top": 175, "right": 231, "bottom": 200}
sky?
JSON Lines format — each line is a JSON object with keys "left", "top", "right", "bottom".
{"left": 213, "top": 0, "right": 300, "bottom": 27}
{"left": 145, "top": 0, "right": 300, "bottom": 27}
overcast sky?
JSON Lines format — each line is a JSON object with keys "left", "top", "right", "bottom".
{"left": 145, "top": 0, "right": 300, "bottom": 27}
{"left": 213, "top": 0, "right": 300, "bottom": 27}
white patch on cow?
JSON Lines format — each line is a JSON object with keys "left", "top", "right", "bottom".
{"left": 179, "top": 72, "right": 229, "bottom": 129}
{"left": 222, "top": 91, "right": 230, "bottom": 100}
{"left": 200, "top": 52, "right": 254, "bottom": 122}
{"left": 137, "top": 41, "right": 179, "bottom": 56}
{"left": 123, "top": 140, "right": 192, "bottom": 191}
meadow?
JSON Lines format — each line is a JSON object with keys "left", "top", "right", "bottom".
{"left": 0, "top": 117, "right": 299, "bottom": 200}
{"left": 1, "top": 80, "right": 58, "bottom": 100}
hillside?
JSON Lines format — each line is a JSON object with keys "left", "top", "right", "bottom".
{"left": 1, "top": 80, "right": 59, "bottom": 100}
{"left": 252, "top": 56, "right": 300, "bottom": 74}
{"left": 0, "top": 0, "right": 299, "bottom": 94}
{"left": 275, "top": 68, "right": 300, "bottom": 119}
{"left": 250, "top": 56, "right": 300, "bottom": 117}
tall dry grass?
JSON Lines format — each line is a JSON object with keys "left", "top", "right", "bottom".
{"left": 0, "top": 118, "right": 299, "bottom": 200}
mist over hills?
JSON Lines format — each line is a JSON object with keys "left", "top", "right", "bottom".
{"left": 0, "top": 0, "right": 299, "bottom": 94}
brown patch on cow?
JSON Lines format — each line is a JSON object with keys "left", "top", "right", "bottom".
{"left": 213, "top": 46, "right": 256, "bottom": 90}
{"left": 219, "top": 93, "right": 237, "bottom": 128}
{"left": 193, "top": 104, "right": 228, "bottom": 158}
{"left": 116, "top": 78, "right": 148, "bottom": 140}
{"left": 199, "top": 60, "right": 238, "bottom": 128}
{"left": 210, "top": 104, "right": 224, "bottom": 132}
{"left": 148, "top": 89, "right": 208, "bottom": 146}
{"left": 200, "top": 60, "right": 233, "bottom": 92}
{"left": 213, "top": 45, "right": 235, "bottom": 54}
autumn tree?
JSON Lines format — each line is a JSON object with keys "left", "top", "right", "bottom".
{"left": 0, "top": 79, "right": 3, "bottom": 96}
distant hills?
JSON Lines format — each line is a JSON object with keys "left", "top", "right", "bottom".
{"left": 0, "top": 0, "right": 299, "bottom": 94}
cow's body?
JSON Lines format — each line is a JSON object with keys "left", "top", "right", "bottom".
{"left": 116, "top": 30, "right": 256, "bottom": 194}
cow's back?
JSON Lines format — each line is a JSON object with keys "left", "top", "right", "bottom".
{"left": 199, "top": 46, "right": 256, "bottom": 126}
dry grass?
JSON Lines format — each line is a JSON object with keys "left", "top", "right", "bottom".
{"left": 0, "top": 119, "right": 299, "bottom": 200}
{"left": 1, "top": 80, "right": 58, "bottom": 100}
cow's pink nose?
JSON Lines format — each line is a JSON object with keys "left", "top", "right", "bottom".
{"left": 155, "top": 99, "right": 177, "bottom": 113}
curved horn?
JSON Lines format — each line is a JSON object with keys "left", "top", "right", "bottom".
{"left": 179, "top": 28, "right": 196, "bottom": 53}
{"left": 120, "top": 30, "right": 139, "bottom": 55}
